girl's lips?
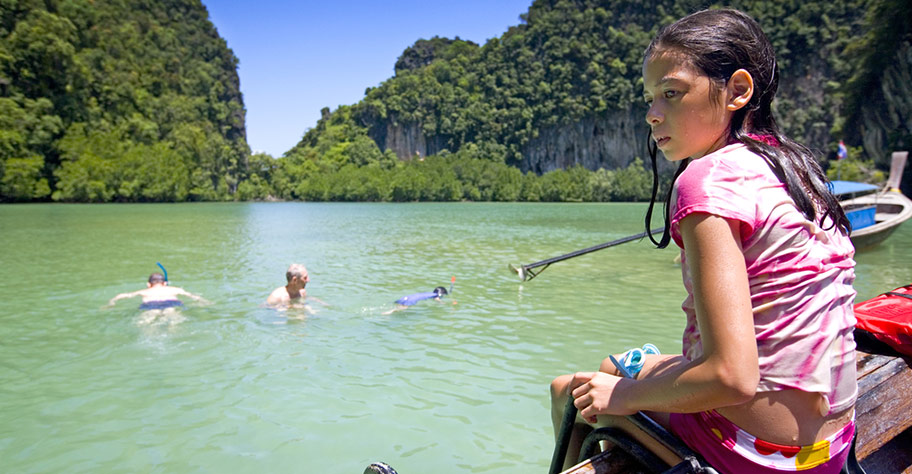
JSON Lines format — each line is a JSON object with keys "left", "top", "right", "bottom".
{"left": 655, "top": 136, "right": 670, "bottom": 147}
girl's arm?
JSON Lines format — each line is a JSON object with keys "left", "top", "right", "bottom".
{"left": 571, "top": 213, "right": 759, "bottom": 419}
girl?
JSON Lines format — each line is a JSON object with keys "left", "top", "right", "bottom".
{"left": 550, "top": 9, "right": 857, "bottom": 474}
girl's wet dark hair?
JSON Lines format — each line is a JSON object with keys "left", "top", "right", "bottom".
{"left": 643, "top": 8, "right": 850, "bottom": 248}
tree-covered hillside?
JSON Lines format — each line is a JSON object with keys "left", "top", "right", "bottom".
{"left": 0, "top": 0, "right": 247, "bottom": 202}
{"left": 296, "top": 0, "right": 872, "bottom": 170}
{"left": 277, "top": 0, "right": 911, "bottom": 200}
{"left": 3, "top": 0, "right": 909, "bottom": 202}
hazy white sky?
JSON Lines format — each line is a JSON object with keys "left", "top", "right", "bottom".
{"left": 202, "top": 1, "right": 533, "bottom": 157}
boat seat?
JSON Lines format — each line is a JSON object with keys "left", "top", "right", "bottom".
{"left": 562, "top": 422, "right": 866, "bottom": 474}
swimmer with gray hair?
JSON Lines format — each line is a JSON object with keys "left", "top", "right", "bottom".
{"left": 267, "top": 264, "right": 327, "bottom": 308}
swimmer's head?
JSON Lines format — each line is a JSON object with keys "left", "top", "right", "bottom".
{"left": 434, "top": 286, "right": 448, "bottom": 297}
{"left": 286, "top": 264, "right": 309, "bottom": 284}
{"left": 148, "top": 272, "right": 167, "bottom": 286}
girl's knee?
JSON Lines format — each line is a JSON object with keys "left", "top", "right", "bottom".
{"left": 599, "top": 354, "right": 623, "bottom": 375}
{"left": 550, "top": 374, "right": 573, "bottom": 399}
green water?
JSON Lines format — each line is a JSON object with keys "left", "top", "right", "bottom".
{"left": 1, "top": 202, "right": 910, "bottom": 473}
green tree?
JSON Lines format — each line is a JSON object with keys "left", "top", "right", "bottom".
{"left": 611, "top": 158, "right": 653, "bottom": 202}
{"left": 0, "top": 155, "right": 50, "bottom": 199}
{"left": 588, "top": 168, "right": 615, "bottom": 202}
{"left": 0, "top": 0, "right": 249, "bottom": 202}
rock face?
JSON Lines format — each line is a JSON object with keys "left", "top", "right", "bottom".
{"left": 370, "top": 120, "right": 451, "bottom": 160}
{"left": 519, "top": 112, "right": 649, "bottom": 174}
{"left": 371, "top": 109, "right": 652, "bottom": 173}
{"left": 857, "top": 42, "right": 912, "bottom": 164}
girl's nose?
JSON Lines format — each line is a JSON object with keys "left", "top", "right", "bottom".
{"left": 645, "top": 104, "right": 662, "bottom": 125}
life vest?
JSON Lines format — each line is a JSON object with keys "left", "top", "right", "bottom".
{"left": 854, "top": 284, "right": 912, "bottom": 357}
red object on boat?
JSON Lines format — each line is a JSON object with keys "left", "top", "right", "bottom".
{"left": 855, "top": 285, "right": 912, "bottom": 357}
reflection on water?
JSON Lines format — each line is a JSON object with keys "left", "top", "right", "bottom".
{"left": 0, "top": 202, "right": 910, "bottom": 473}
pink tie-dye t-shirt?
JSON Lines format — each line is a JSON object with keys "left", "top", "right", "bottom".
{"left": 670, "top": 143, "right": 857, "bottom": 414}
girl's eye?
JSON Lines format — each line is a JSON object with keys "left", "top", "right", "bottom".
{"left": 664, "top": 90, "right": 678, "bottom": 99}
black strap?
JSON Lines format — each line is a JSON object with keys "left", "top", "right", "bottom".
{"left": 885, "top": 291, "right": 912, "bottom": 300}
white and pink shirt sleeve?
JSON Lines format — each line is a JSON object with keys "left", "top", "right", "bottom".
{"left": 670, "top": 143, "right": 858, "bottom": 414}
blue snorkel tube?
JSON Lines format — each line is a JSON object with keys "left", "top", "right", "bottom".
{"left": 156, "top": 262, "right": 169, "bottom": 283}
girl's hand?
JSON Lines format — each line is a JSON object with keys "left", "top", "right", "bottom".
{"left": 569, "top": 371, "right": 635, "bottom": 422}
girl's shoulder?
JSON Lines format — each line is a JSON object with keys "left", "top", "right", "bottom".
{"left": 679, "top": 143, "right": 771, "bottom": 188}
{"left": 688, "top": 143, "right": 767, "bottom": 172}
{"left": 671, "top": 144, "right": 774, "bottom": 246}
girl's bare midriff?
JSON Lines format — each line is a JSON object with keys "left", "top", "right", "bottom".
{"left": 717, "top": 389, "right": 853, "bottom": 445}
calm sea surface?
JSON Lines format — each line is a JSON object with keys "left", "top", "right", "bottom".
{"left": 1, "top": 202, "right": 910, "bottom": 473}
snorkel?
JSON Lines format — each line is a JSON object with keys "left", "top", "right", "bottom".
{"left": 156, "top": 262, "right": 169, "bottom": 284}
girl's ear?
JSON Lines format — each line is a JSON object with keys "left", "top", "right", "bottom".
{"left": 726, "top": 69, "right": 754, "bottom": 111}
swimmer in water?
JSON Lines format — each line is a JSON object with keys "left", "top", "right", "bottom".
{"left": 107, "top": 272, "right": 209, "bottom": 312}
{"left": 267, "top": 263, "right": 328, "bottom": 310}
{"left": 382, "top": 286, "right": 449, "bottom": 315}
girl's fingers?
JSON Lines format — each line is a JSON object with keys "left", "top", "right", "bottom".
{"left": 573, "top": 390, "right": 599, "bottom": 423}
{"left": 571, "top": 383, "right": 584, "bottom": 399}
{"left": 568, "top": 371, "right": 595, "bottom": 393}
{"left": 575, "top": 399, "right": 598, "bottom": 424}
{"left": 572, "top": 390, "right": 588, "bottom": 408}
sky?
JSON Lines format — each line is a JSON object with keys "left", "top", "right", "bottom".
{"left": 201, "top": 0, "right": 534, "bottom": 157}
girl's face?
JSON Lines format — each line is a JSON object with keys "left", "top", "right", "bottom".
{"left": 642, "top": 51, "right": 733, "bottom": 161}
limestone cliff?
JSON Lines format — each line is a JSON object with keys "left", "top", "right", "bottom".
{"left": 856, "top": 42, "right": 912, "bottom": 164}
{"left": 519, "top": 112, "right": 649, "bottom": 174}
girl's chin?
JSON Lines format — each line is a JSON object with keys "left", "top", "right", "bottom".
{"left": 660, "top": 150, "right": 689, "bottom": 162}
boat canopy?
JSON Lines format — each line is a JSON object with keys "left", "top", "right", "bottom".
{"left": 830, "top": 180, "right": 879, "bottom": 196}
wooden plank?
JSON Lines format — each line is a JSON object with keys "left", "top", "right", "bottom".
{"left": 856, "top": 352, "right": 893, "bottom": 378}
{"left": 859, "top": 428, "right": 912, "bottom": 474}
{"left": 855, "top": 352, "right": 912, "bottom": 459}
{"left": 857, "top": 353, "right": 907, "bottom": 387}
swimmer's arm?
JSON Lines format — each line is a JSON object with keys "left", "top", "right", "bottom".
{"left": 178, "top": 289, "right": 212, "bottom": 305}
{"left": 306, "top": 296, "right": 329, "bottom": 306}
{"left": 107, "top": 290, "right": 142, "bottom": 306}
{"left": 572, "top": 214, "right": 758, "bottom": 419}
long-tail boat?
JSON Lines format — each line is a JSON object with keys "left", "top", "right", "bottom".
{"left": 835, "top": 151, "right": 912, "bottom": 251}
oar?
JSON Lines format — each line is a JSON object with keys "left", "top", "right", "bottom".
{"left": 509, "top": 228, "right": 665, "bottom": 281}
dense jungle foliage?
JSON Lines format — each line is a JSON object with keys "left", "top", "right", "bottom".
{"left": 2, "top": 0, "right": 910, "bottom": 202}
{"left": 0, "top": 0, "right": 246, "bottom": 202}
